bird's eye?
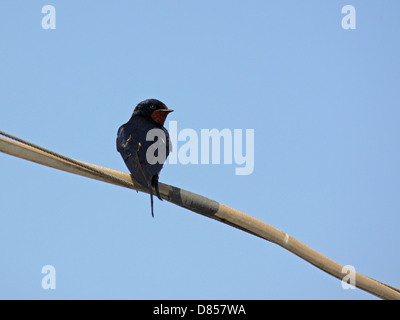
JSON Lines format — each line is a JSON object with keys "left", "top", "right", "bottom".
{"left": 150, "top": 105, "right": 156, "bottom": 110}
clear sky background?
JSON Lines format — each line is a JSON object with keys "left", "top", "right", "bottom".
{"left": 0, "top": 1, "right": 399, "bottom": 300}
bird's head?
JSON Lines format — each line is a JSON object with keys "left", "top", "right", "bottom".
{"left": 133, "top": 99, "right": 174, "bottom": 126}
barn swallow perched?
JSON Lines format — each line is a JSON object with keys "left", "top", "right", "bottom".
{"left": 116, "top": 99, "right": 173, "bottom": 217}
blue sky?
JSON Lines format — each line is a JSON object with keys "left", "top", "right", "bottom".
{"left": 0, "top": 1, "right": 399, "bottom": 299}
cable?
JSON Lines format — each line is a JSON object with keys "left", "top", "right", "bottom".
{"left": 0, "top": 130, "right": 136, "bottom": 190}
{"left": 1, "top": 129, "right": 399, "bottom": 299}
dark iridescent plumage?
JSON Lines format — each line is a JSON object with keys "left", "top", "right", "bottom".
{"left": 117, "top": 99, "right": 173, "bottom": 217}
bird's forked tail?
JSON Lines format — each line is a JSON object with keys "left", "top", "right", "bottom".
{"left": 149, "top": 175, "right": 162, "bottom": 218}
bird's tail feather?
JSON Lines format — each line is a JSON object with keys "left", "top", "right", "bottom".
{"left": 149, "top": 188, "right": 154, "bottom": 218}
{"left": 152, "top": 175, "right": 163, "bottom": 201}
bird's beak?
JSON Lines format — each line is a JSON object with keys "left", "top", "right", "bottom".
{"left": 161, "top": 109, "right": 174, "bottom": 113}
{"left": 151, "top": 108, "right": 174, "bottom": 125}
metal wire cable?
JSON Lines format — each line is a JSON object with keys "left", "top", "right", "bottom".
{"left": 0, "top": 130, "right": 137, "bottom": 190}
{"left": 1, "top": 129, "right": 400, "bottom": 299}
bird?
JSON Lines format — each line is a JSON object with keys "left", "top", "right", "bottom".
{"left": 116, "top": 99, "right": 173, "bottom": 217}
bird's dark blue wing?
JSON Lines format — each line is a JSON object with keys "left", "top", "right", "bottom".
{"left": 117, "top": 115, "right": 171, "bottom": 217}
{"left": 116, "top": 123, "right": 150, "bottom": 189}
{"left": 142, "top": 126, "right": 170, "bottom": 178}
